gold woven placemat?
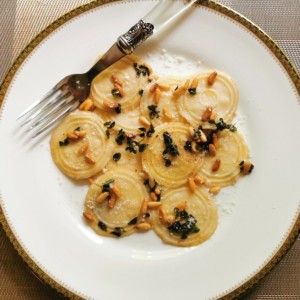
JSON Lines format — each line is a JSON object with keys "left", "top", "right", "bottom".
{"left": 0, "top": 0, "right": 299, "bottom": 299}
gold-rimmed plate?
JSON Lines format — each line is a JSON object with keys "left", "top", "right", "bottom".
{"left": 0, "top": 1, "right": 299, "bottom": 299}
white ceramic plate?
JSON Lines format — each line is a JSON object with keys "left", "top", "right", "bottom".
{"left": 0, "top": 1, "right": 300, "bottom": 299}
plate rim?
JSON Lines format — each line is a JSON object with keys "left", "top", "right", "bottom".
{"left": 0, "top": 0, "right": 299, "bottom": 299}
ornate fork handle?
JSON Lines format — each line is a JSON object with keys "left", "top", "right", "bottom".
{"left": 117, "top": 19, "right": 155, "bottom": 55}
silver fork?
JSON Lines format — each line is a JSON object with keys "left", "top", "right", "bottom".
{"left": 18, "top": 0, "right": 197, "bottom": 137}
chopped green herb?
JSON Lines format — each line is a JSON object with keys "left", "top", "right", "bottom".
{"left": 59, "top": 138, "right": 69, "bottom": 146}
{"left": 148, "top": 105, "right": 160, "bottom": 120}
{"left": 138, "top": 127, "right": 146, "bottom": 138}
{"left": 138, "top": 143, "right": 148, "bottom": 152}
{"left": 174, "top": 207, "right": 180, "bottom": 217}
{"left": 101, "top": 179, "right": 114, "bottom": 194}
{"left": 128, "top": 217, "right": 138, "bottom": 225}
{"left": 161, "top": 131, "right": 179, "bottom": 167}
{"left": 163, "top": 156, "right": 172, "bottom": 167}
{"left": 113, "top": 153, "right": 121, "bottom": 162}
{"left": 104, "top": 121, "right": 115, "bottom": 139}
{"left": 167, "top": 209, "right": 199, "bottom": 240}
{"left": 114, "top": 227, "right": 125, "bottom": 232}
{"left": 209, "top": 118, "right": 237, "bottom": 132}
{"left": 115, "top": 103, "right": 122, "bottom": 114}
{"left": 146, "top": 123, "right": 155, "bottom": 137}
{"left": 133, "top": 63, "right": 150, "bottom": 77}
{"left": 162, "top": 131, "right": 179, "bottom": 156}
{"left": 125, "top": 135, "right": 148, "bottom": 154}
{"left": 111, "top": 231, "right": 122, "bottom": 237}
{"left": 184, "top": 140, "right": 192, "bottom": 152}
{"left": 188, "top": 87, "right": 197, "bottom": 95}
{"left": 104, "top": 121, "right": 116, "bottom": 129}
{"left": 98, "top": 221, "right": 107, "bottom": 231}
{"left": 75, "top": 127, "right": 82, "bottom": 131}
{"left": 111, "top": 226, "right": 125, "bottom": 237}
{"left": 183, "top": 118, "right": 237, "bottom": 154}
{"left": 139, "top": 89, "right": 144, "bottom": 96}
{"left": 111, "top": 88, "right": 122, "bottom": 97}
{"left": 115, "top": 129, "right": 125, "bottom": 145}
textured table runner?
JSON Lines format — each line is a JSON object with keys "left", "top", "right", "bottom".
{"left": 0, "top": 0, "right": 299, "bottom": 299}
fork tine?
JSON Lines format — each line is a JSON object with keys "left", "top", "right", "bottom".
{"left": 17, "top": 86, "right": 59, "bottom": 120}
{"left": 20, "top": 89, "right": 69, "bottom": 126}
{"left": 17, "top": 75, "right": 71, "bottom": 120}
{"left": 30, "top": 101, "right": 80, "bottom": 138}
{"left": 27, "top": 94, "right": 74, "bottom": 131}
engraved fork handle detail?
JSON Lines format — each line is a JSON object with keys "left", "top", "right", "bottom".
{"left": 117, "top": 19, "right": 154, "bottom": 55}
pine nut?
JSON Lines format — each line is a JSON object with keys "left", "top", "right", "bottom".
{"left": 111, "top": 184, "right": 121, "bottom": 198}
{"left": 207, "top": 71, "right": 218, "bottom": 86}
{"left": 79, "top": 99, "right": 94, "bottom": 111}
{"left": 172, "top": 86, "right": 185, "bottom": 98}
{"left": 159, "top": 207, "right": 167, "bottom": 221}
{"left": 209, "top": 185, "right": 221, "bottom": 195}
{"left": 78, "top": 143, "right": 89, "bottom": 155}
{"left": 147, "top": 201, "right": 162, "bottom": 208}
{"left": 83, "top": 211, "right": 93, "bottom": 221}
{"left": 107, "top": 194, "right": 116, "bottom": 208}
{"left": 150, "top": 83, "right": 158, "bottom": 93}
{"left": 114, "top": 83, "right": 125, "bottom": 97}
{"left": 148, "top": 175, "right": 155, "bottom": 189}
{"left": 150, "top": 192, "right": 157, "bottom": 201}
{"left": 189, "top": 126, "right": 195, "bottom": 137}
{"left": 191, "top": 141, "right": 197, "bottom": 153}
{"left": 212, "top": 133, "right": 219, "bottom": 148}
{"left": 212, "top": 158, "right": 221, "bottom": 172}
{"left": 85, "top": 153, "right": 96, "bottom": 164}
{"left": 154, "top": 187, "right": 161, "bottom": 195}
{"left": 202, "top": 106, "right": 213, "bottom": 122}
{"left": 210, "top": 112, "right": 217, "bottom": 121}
{"left": 190, "top": 78, "right": 199, "bottom": 89}
{"left": 96, "top": 191, "right": 109, "bottom": 203}
{"left": 176, "top": 201, "right": 186, "bottom": 212}
{"left": 136, "top": 222, "right": 152, "bottom": 231}
{"left": 188, "top": 178, "right": 197, "bottom": 192}
{"left": 208, "top": 144, "right": 217, "bottom": 156}
{"left": 199, "top": 129, "right": 207, "bottom": 143}
{"left": 194, "top": 175, "right": 205, "bottom": 185}
{"left": 140, "top": 199, "right": 148, "bottom": 216}
{"left": 111, "top": 75, "right": 123, "bottom": 86}
{"left": 165, "top": 215, "right": 175, "bottom": 224}
{"left": 75, "top": 130, "right": 87, "bottom": 138}
{"left": 139, "top": 116, "right": 150, "bottom": 127}
{"left": 67, "top": 133, "right": 78, "bottom": 139}
{"left": 183, "top": 79, "right": 190, "bottom": 90}
{"left": 241, "top": 161, "right": 254, "bottom": 175}
{"left": 157, "top": 82, "right": 170, "bottom": 91}
{"left": 154, "top": 87, "right": 161, "bottom": 104}
{"left": 163, "top": 107, "right": 172, "bottom": 121}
